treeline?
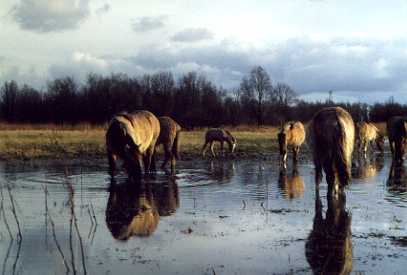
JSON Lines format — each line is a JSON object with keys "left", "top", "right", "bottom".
{"left": 0, "top": 66, "right": 404, "bottom": 127}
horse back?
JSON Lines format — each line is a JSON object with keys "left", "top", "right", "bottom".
{"left": 115, "top": 110, "right": 160, "bottom": 153}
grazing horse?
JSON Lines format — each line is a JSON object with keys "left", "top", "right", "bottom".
{"left": 153, "top": 116, "right": 182, "bottom": 173}
{"left": 277, "top": 121, "right": 306, "bottom": 169}
{"left": 202, "top": 128, "right": 236, "bottom": 157}
{"left": 106, "top": 178, "right": 159, "bottom": 240}
{"left": 308, "top": 107, "right": 355, "bottom": 193}
{"left": 278, "top": 168, "right": 305, "bottom": 199}
{"left": 106, "top": 110, "right": 160, "bottom": 177}
{"left": 305, "top": 188, "right": 352, "bottom": 274}
{"left": 355, "top": 121, "right": 384, "bottom": 157}
{"left": 387, "top": 116, "right": 407, "bottom": 164}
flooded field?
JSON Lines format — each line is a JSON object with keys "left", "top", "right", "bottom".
{"left": 0, "top": 153, "right": 406, "bottom": 274}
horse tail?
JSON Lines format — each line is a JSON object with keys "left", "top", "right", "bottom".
{"left": 172, "top": 130, "right": 181, "bottom": 160}
{"left": 334, "top": 115, "right": 352, "bottom": 187}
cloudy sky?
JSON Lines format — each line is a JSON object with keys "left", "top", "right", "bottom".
{"left": 1, "top": 0, "right": 407, "bottom": 103}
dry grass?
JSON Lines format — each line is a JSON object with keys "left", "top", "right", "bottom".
{"left": 0, "top": 122, "right": 387, "bottom": 160}
{"left": 0, "top": 124, "right": 281, "bottom": 160}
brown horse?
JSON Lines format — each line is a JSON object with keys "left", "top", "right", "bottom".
{"left": 305, "top": 188, "right": 352, "bottom": 274}
{"left": 278, "top": 168, "right": 305, "bottom": 200}
{"left": 106, "top": 110, "right": 160, "bottom": 177}
{"left": 153, "top": 116, "right": 181, "bottom": 173}
{"left": 355, "top": 121, "right": 384, "bottom": 157}
{"left": 105, "top": 179, "right": 159, "bottom": 240}
{"left": 202, "top": 128, "right": 236, "bottom": 157}
{"left": 277, "top": 121, "right": 306, "bottom": 169}
{"left": 308, "top": 107, "right": 355, "bottom": 193}
{"left": 387, "top": 116, "right": 407, "bottom": 164}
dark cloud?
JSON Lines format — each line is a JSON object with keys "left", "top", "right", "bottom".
{"left": 170, "top": 28, "right": 214, "bottom": 42}
{"left": 5, "top": 37, "right": 407, "bottom": 103}
{"left": 95, "top": 3, "right": 111, "bottom": 16}
{"left": 131, "top": 16, "right": 166, "bottom": 32}
{"left": 12, "top": 0, "right": 90, "bottom": 32}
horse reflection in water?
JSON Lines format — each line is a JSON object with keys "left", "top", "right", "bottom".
{"left": 352, "top": 154, "right": 384, "bottom": 180}
{"left": 387, "top": 161, "right": 407, "bottom": 197}
{"left": 208, "top": 160, "right": 235, "bottom": 183}
{"left": 278, "top": 168, "right": 305, "bottom": 200}
{"left": 105, "top": 177, "right": 179, "bottom": 240}
{"left": 306, "top": 189, "right": 352, "bottom": 275}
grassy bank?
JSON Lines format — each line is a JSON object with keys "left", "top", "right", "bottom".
{"left": 0, "top": 124, "right": 280, "bottom": 160}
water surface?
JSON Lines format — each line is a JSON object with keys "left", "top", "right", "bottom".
{"left": 0, "top": 153, "right": 406, "bottom": 274}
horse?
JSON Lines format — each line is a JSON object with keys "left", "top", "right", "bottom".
{"left": 106, "top": 110, "right": 160, "bottom": 177}
{"left": 277, "top": 121, "right": 306, "bottom": 169}
{"left": 355, "top": 121, "right": 384, "bottom": 157}
{"left": 202, "top": 128, "right": 236, "bottom": 157}
{"left": 278, "top": 168, "right": 305, "bottom": 200}
{"left": 105, "top": 178, "right": 159, "bottom": 240}
{"left": 387, "top": 116, "right": 407, "bottom": 164}
{"left": 305, "top": 188, "right": 353, "bottom": 274}
{"left": 153, "top": 116, "right": 181, "bottom": 173}
{"left": 307, "top": 107, "right": 355, "bottom": 194}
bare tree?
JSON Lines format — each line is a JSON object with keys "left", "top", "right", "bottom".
{"left": 272, "top": 82, "right": 297, "bottom": 106}
{"left": 239, "top": 66, "right": 272, "bottom": 125}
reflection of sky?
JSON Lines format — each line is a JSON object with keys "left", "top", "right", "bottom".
{"left": 0, "top": 155, "right": 406, "bottom": 274}
{"left": 2, "top": 1, "right": 407, "bottom": 102}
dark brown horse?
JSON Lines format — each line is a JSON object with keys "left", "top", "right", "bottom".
{"left": 277, "top": 121, "right": 306, "bottom": 169}
{"left": 305, "top": 188, "right": 353, "bottom": 274}
{"left": 202, "top": 128, "right": 236, "bottom": 157}
{"left": 308, "top": 107, "right": 355, "bottom": 193}
{"left": 387, "top": 116, "right": 407, "bottom": 164}
{"left": 153, "top": 116, "right": 181, "bottom": 173}
{"left": 106, "top": 110, "right": 160, "bottom": 177}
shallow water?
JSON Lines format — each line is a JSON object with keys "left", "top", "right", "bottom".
{"left": 0, "top": 153, "right": 406, "bottom": 274}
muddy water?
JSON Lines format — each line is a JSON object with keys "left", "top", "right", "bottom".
{"left": 0, "top": 153, "right": 406, "bottom": 274}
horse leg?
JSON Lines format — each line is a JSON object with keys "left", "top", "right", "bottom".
{"left": 324, "top": 160, "right": 337, "bottom": 195}
{"left": 221, "top": 141, "right": 224, "bottom": 156}
{"left": 202, "top": 141, "right": 209, "bottom": 157}
{"left": 293, "top": 146, "right": 299, "bottom": 166}
{"left": 161, "top": 142, "right": 171, "bottom": 170}
{"left": 143, "top": 145, "right": 156, "bottom": 174}
{"left": 150, "top": 148, "right": 157, "bottom": 172}
{"left": 107, "top": 151, "right": 117, "bottom": 176}
{"left": 210, "top": 141, "right": 216, "bottom": 157}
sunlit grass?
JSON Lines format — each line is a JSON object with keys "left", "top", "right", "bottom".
{"left": 0, "top": 122, "right": 386, "bottom": 160}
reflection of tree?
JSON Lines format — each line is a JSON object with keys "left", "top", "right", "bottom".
{"left": 352, "top": 154, "right": 384, "bottom": 180}
{"left": 278, "top": 168, "right": 304, "bottom": 200}
{"left": 305, "top": 190, "right": 352, "bottom": 275}
{"left": 105, "top": 177, "right": 180, "bottom": 240}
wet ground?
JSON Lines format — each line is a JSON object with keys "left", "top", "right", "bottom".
{"left": 0, "top": 153, "right": 406, "bottom": 274}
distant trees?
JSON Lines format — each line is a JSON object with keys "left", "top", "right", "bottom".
{"left": 0, "top": 66, "right": 402, "bottom": 126}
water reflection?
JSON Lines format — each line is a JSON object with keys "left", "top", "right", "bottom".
{"left": 305, "top": 190, "right": 353, "bottom": 274}
{"left": 208, "top": 160, "right": 235, "bottom": 183}
{"left": 387, "top": 162, "right": 407, "bottom": 199}
{"left": 105, "top": 177, "right": 179, "bottom": 240}
{"left": 278, "top": 168, "right": 305, "bottom": 199}
{"left": 352, "top": 154, "right": 384, "bottom": 180}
